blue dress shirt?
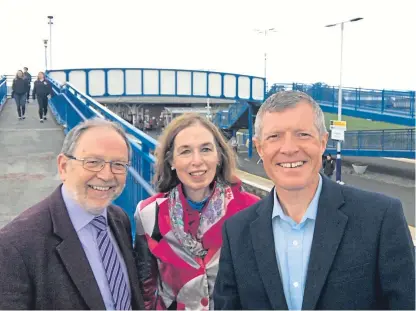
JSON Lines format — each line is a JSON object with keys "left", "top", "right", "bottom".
{"left": 61, "top": 185, "right": 131, "bottom": 310}
{"left": 272, "top": 175, "right": 322, "bottom": 310}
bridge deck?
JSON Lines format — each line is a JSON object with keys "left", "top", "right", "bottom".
{"left": 0, "top": 100, "right": 64, "bottom": 228}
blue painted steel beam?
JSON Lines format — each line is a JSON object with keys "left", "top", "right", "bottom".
{"left": 46, "top": 68, "right": 266, "bottom": 103}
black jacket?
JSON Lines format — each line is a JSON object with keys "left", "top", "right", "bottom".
{"left": 0, "top": 185, "right": 145, "bottom": 310}
{"left": 11, "top": 78, "right": 29, "bottom": 96}
{"left": 213, "top": 177, "right": 415, "bottom": 310}
{"left": 32, "top": 80, "right": 53, "bottom": 99}
{"left": 23, "top": 72, "right": 32, "bottom": 88}
{"left": 323, "top": 158, "right": 335, "bottom": 176}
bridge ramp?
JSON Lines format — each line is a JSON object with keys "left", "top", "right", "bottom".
{"left": 0, "top": 100, "right": 64, "bottom": 228}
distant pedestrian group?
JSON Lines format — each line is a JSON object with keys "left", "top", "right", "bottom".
{"left": 11, "top": 68, "right": 53, "bottom": 122}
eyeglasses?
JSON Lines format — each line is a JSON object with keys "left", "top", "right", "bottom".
{"left": 65, "top": 154, "right": 129, "bottom": 174}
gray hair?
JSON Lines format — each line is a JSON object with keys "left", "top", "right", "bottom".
{"left": 61, "top": 118, "right": 132, "bottom": 161}
{"left": 254, "top": 90, "right": 327, "bottom": 139}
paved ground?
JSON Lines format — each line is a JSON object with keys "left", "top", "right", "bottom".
{"left": 0, "top": 99, "right": 64, "bottom": 228}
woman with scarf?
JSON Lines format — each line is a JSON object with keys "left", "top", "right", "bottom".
{"left": 134, "top": 113, "right": 259, "bottom": 310}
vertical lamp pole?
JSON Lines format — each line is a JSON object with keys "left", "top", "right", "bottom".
{"left": 325, "top": 17, "right": 363, "bottom": 184}
{"left": 43, "top": 39, "right": 48, "bottom": 70}
{"left": 47, "top": 16, "right": 54, "bottom": 69}
{"left": 254, "top": 28, "right": 277, "bottom": 91}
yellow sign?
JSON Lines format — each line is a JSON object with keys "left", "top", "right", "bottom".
{"left": 330, "top": 120, "right": 347, "bottom": 127}
{"left": 330, "top": 120, "right": 347, "bottom": 130}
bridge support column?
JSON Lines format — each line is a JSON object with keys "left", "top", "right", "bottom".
{"left": 248, "top": 104, "right": 253, "bottom": 159}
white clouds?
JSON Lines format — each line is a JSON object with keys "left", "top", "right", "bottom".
{"left": 1, "top": 0, "right": 415, "bottom": 90}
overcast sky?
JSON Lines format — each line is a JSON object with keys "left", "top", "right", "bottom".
{"left": 1, "top": 0, "right": 415, "bottom": 91}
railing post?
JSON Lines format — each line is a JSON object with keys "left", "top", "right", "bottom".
{"left": 381, "top": 130, "right": 384, "bottom": 151}
{"left": 381, "top": 89, "right": 385, "bottom": 113}
{"left": 141, "top": 145, "right": 151, "bottom": 200}
{"left": 410, "top": 91, "right": 415, "bottom": 118}
{"left": 355, "top": 88, "right": 358, "bottom": 110}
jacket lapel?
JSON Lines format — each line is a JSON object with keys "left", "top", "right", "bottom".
{"left": 108, "top": 207, "right": 145, "bottom": 310}
{"left": 250, "top": 189, "right": 289, "bottom": 310}
{"left": 302, "top": 177, "right": 348, "bottom": 310}
{"left": 49, "top": 186, "right": 105, "bottom": 310}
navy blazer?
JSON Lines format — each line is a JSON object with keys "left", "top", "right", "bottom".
{"left": 0, "top": 185, "right": 145, "bottom": 310}
{"left": 214, "top": 176, "right": 415, "bottom": 310}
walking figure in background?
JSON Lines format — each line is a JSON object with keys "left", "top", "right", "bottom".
{"left": 23, "top": 67, "right": 32, "bottom": 103}
{"left": 11, "top": 70, "right": 28, "bottom": 120}
{"left": 323, "top": 153, "right": 335, "bottom": 179}
{"left": 33, "top": 72, "right": 53, "bottom": 123}
{"left": 229, "top": 135, "right": 238, "bottom": 154}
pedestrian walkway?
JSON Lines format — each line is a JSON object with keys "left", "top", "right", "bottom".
{"left": 0, "top": 100, "right": 64, "bottom": 228}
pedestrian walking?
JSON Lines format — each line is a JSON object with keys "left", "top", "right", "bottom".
{"left": 323, "top": 153, "right": 335, "bottom": 178}
{"left": 23, "top": 67, "right": 32, "bottom": 103}
{"left": 32, "top": 72, "right": 53, "bottom": 123}
{"left": 11, "top": 70, "right": 29, "bottom": 120}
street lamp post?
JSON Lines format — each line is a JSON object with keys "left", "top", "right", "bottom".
{"left": 43, "top": 39, "right": 48, "bottom": 70}
{"left": 254, "top": 28, "right": 277, "bottom": 90}
{"left": 325, "top": 17, "right": 363, "bottom": 184}
{"left": 47, "top": 16, "right": 54, "bottom": 69}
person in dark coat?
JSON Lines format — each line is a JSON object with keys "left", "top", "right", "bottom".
{"left": 32, "top": 71, "right": 53, "bottom": 122}
{"left": 213, "top": 91, "right": 415, "bottom": 310}
{"left": 23, "top": 67, "right": 32, "bottom": 103}
{"left": 0, "top": 118, "right": 145, "bottom": 310}
{"left": 323, "top": 153, "right": 335, "bottom": 178}
{"left": 11, "top": 70, "right": 29, "bottom": 120}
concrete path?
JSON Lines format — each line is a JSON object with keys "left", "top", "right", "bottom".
{"left": 0, "top": 99, "right": 64, "bottom": 228}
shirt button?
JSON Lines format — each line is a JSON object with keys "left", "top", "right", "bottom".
{"left": 293, "top": 240, "right": 299, "bottom": 246}
{"left": 293, "top": 282, "right": 299, "bottom": 288}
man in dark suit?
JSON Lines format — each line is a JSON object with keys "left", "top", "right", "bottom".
{"left": 23, "top": 67, "right": 32, "bottom": 103}
{"left": 213, "top": 91, "right": 415, "bottom": 310}
{"left": 0, "top": 118, "right": 145, "bottom": 310}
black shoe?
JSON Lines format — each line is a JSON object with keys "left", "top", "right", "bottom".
{"left": 22, "top": 116, "right": 26, "bottom": 120}
{"left": 40, "top": 119, "right": 44, "bottom": 123}
{"left": 43, "top": 116, "right": 47, "bottom": 120}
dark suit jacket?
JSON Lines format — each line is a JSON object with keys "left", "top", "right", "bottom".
{"left": 0, "top": 185, "right": 145, "bottom": 310}
{"left": 213, "top": 176, "right": 415, "bottom": 310}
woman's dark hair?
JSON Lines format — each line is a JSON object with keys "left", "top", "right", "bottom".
{"left": 15, "top": 70, "right": 23, "bottom": 79}
{"left": 153, "top": 113, "right": 238, "bottom": 192}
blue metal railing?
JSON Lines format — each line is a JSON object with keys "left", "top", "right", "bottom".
{"left": 214, "top": 100, "right": 249, "bottom": 129}
{"left": 0, "top": 76, "right": 7, "bottom": 106}
{"left": 326, "top": 129, "right": 415, "bottom": 158}
{"left": 266, "top": 82, "right": 415, "bottom": 126}
{"left": 47, "top": 76, "right": 158, "bottom": 227}
{"left": 0, "top": 76, "right": 7, "bottom": 109}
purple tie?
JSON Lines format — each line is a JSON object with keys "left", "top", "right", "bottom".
{"left": 91, "top": 216, "right": 131, "bottom": 310}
